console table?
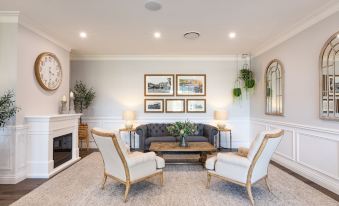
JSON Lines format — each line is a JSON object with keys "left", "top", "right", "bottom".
{"left": 217, "top": 128, "right": 232, "bottom": 150}
{"left": 119, "top": 128, "right": 136, "bottom": 150}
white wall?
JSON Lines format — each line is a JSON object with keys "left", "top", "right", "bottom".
{"left": 71, "top": 58, "right": 250, "bottom": 148}
{"left": 16, "top": 25, "right": 70, "bottom": 124}
{"left": 251, "top": 11, "right": 339, "bottom": 194}
{"left": 0, "top": 22, "right": 17, "bottom": 97}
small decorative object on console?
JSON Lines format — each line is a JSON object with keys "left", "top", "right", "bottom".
{"left": 167, "top": 121, "right": 198, "bottom": 147}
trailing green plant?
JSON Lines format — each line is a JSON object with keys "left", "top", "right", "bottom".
{"left": 233, "top": 88, "right": 242, "bottom": 98}
{"left": 166, "top": 121, "right": 198, "bottom": 137}
{"left": 0, "top": 90, "right": 20, "bottom": 128}
{"left": 73, "top": 81, "right": 96, "bottom": 114}
{"left": 240, "top": 68, "right": 255, "bottom": 89}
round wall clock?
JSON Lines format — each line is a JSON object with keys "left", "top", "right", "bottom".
{"left": 34, "top": 52, "right": 62, "bottom": 91}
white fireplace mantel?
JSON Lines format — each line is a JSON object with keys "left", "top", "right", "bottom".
{"left": 25, "top": 114, "right": 82, "bottom": 178}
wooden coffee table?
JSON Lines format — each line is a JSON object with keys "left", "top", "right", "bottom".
{"left": 149, "top": 142, "right": 217, "bottom": 164}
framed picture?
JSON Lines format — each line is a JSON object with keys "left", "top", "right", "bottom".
{"left": 144, "top": 74, "right": 174, "bottom": 96}
{"left": 165, "top": 99, "right": 185, "bottom": 113}
{"left": 144, "top": 99, "right": 164, "bottom": 113}
{"left": 176, "top": 74, "right": 206, "bottom": 96}
{"left": 186, "top": 99, "right": 206, "bottom": 113}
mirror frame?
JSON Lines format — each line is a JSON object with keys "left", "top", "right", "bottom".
{"left": 319, "top": 31, "right": 339, "bottom": 121}
{"left": 265, "top": 59, "right": 285, "bottom": 116}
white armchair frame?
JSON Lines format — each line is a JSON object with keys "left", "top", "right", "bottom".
{"left": 206, "top": 129, "right": 284, "bottom": 205}
{"left": 91, "top": 128, "right": 164, "bottom": 202}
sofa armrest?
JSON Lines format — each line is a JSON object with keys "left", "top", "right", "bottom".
{"left": 126, "top": 151, "right": 156, "bottom": 167}
{"left": 136, "top": 125, "right": 148, "bottom": 150}
{"left": 203, "top": 124, "right": 218, "bottom": 145}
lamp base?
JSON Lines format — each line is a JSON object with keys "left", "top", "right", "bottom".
{"left": 125, "top": 123, "right": 133, "bottom": 130}
{"left": 217, "top": 123, "right": 226, "bottom": 130}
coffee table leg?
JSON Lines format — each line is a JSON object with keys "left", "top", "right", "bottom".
{"left": 200, "top": 152, "right": 207, "bottom": 163}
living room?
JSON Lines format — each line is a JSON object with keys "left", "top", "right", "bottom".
{"left": 0, "top": 0, "right": 338, "bottom": 205}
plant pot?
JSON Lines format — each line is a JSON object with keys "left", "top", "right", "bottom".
{"left": 78, "top": 123, "right": 88, "bottom": 140}
{"left": 179, "top": 135, "right": 188, "bottom": 147}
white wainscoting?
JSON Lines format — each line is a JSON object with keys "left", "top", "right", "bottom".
{"left": 82, "top": 116, "right": 250, "bottom": 150}
{"left": 251, "top": 118, "right": 339, "bottom": 195}
{"left": 0, "top": 125, "right": 28, "bottom": 184}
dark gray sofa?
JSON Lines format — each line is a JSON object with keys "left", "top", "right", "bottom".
{"left": 136, "top": 123, "right": 218, "bottom": 150}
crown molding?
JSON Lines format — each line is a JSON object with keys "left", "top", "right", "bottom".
{"left": 0, "top": 11, "right": 19, "bottom": 23}
{"left": 252, "top": 1, "right": 339, "bottom": 57}
{"left": 70, "top": 54, "right": 239, "bottom": 61}
{"left": 18, "top": 14, "right": 72, "bottom": 52}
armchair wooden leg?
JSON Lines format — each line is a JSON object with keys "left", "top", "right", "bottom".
{"left": 160, "top": 172, "right": 164, "bottom": 186}
{"left": 246, "top": 183, "right": 255, "bottom": 206}
{"left": 101, "top": 174, "right": 107, "bottom": 189}
{"left": 264, "top": 176, "right": 271, "bottom": 192}
{"left": 206, "top": 173, "right": 212, "bottom": 189}
{"left": 124, "top": 182, "right": 131, "bottom": 202}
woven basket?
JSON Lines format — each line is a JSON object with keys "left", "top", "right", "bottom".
{"left": 78, "top": 123, "right": 88, "bottom": 140}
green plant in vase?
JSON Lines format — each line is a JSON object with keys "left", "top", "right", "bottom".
{"left": 0, "top": 90, "right": 20, "bottom": 128}
{"left": 166, "top": 121, "right": 197, "bottom": 147}
{"left": 73, "top": 81, "right": 96, "bottom": 123}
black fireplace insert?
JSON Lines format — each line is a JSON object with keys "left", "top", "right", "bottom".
{"left": 53, "top": 133, "right": 72, "bottom": 168}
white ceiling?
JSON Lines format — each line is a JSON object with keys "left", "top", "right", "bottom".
{"left": 0, "top": 0, "right": 337, "bottom": 55}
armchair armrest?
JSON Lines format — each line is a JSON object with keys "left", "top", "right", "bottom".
{"left": 136, "top": 125, "right": 148, "bottom": 150}
{"left": 126, "top": 151, "right": 156, "bottom": 167}
{"left": 203, "top": 124, "right": 218, "bottom": 145}
{"left": 217, "top": 153, "right": 250, "bottom": 168}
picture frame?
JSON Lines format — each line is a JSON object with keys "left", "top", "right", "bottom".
{"left": 186, "top": 99, "right": 206, "bottom": 113}
{"left": 144, "top": 74, "right": 174, "bottom": 96}
{"left": 144, "top": 99, "right": 164, "bottom": 113}
{"left": 176, "top": 74, "right": 206, "bottom": 96}
{"left": 165, "top": 99, "right": 185, "bottom": 113}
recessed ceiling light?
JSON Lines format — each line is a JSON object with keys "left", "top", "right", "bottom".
{"left": 184, "top": 32, "right": 200, "bottom": 40}
{"left": 337, "top": 34, "right": 339, "bottom": 39}
{"left": 153, "top": 32, "right": 161, "bottom": 39}
{"left": 229, "top": 32, "right": 236, "bottom": 39}
{"left": 79, "top": 32, "right": 87, "bottom": 39}
{"left": 145, "top": 0, "right": 162, "bottom": 11}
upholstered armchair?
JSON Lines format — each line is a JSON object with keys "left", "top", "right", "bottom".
{"left": 91, "top": 128, "right": 165, "bottom": 202}
{"left": 205, "top": 129, "right": 284, "bottom": 205}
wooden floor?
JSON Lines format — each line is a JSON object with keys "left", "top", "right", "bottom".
{"left": 0, "top": 149, "right": 338, "bottom": 206}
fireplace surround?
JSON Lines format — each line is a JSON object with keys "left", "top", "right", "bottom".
{"left": 25, "top": 114, "right": 81, "bottom": 178}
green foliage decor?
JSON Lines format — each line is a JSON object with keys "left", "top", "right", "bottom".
{"left": 73, "top": 81, "right": 96, "bottom": 113}
{"left": 233, "top": 88, "right": 242, "bottom": 98}
{"left": 240, "top": 69, "right": 255, "bottom": 89}
{"left": 166, "top": 121, "right": 198, "bottom": 137}
{"left": 0, "top": 90, "right": 20, "bottom": 128}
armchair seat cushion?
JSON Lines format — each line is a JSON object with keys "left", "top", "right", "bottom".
{"left": 217, "top": 152, "right": 251, "bottom": 168}
{"left": 126, "top": 151, "right": 156, "bottom": 167}
{"left": 155, "top": 156, "right": 165, "bottom": 169}
{"left": 145, "top": 136, "right": 177, "bottom": 147}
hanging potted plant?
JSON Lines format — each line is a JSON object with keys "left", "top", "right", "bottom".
{"left": 239, "top": 65, "right": 255, "bottom": 90}
{"left": 73, "top": 81, "right": 95, "bottom": 149}
{"left": 232, "top": 79, "right": 242, "bottom": 101}
{"left": 0, "top": 90, "right": 20, "bottom": 128}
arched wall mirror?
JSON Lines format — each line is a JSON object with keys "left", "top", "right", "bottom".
{"left": 265, "top": 59, "right": 284, "bottom": 116}
{"left": 320, "top": 31, "right": 339, "bottom": 121}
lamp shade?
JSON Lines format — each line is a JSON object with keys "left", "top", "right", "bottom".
{"left": 123, "top": 111, "right": 136, "bottom": 121}
{"left": 214, "top": 111, "right": 227, "bottom": 120}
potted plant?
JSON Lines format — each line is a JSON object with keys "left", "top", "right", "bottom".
{"left": 166, "top": 121, "right": 197, "bottom": 147}
{"left": 73, "top": 81, "right": 95, "bottom": 149}
{"left": 239, "top": 68, "right": 255, "bottom": 90}
{"left": 0, "top": 90, "right": 20, "bottom": 128}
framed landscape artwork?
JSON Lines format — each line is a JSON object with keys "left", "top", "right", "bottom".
{"left": 186, "top": 99, "right": 206, "bottom": 113}
{"left": 176, "top": 74, "right": 206, "bottom": 96}
{"left": 144, "top": 99, "right": 164, "bottom": 113}
{"left": 144, "top": 74, "right": 174, "bottom": 96}
{"left": 165, "top": 99, "right": 185, "bottom": 113}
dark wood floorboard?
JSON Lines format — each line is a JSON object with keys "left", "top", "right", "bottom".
{"left": 0, "top": 149, "right": 337, "bottom": 206}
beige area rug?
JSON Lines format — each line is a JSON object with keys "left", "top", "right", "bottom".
{"left": 11, "top": 153, "right": 338, "bottom": 206}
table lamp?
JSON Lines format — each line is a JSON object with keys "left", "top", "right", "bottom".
{"left": 214, "top": 111, "right": 227, "bottom": 129}
{"left": 123, "top": 111, "right": 136, "bottom": 129}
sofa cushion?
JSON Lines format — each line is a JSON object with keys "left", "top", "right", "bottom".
{"left": 183, "top": 136, "right": 208, "bottom": 142}
{"left": 147, "top": 123, "right": 170, "bottom": 137}
{"left": 145, "top": 136, "right": 177, "bottom": 146}
{"left": 194, "top": 124, "right": 204, "bottom": 136}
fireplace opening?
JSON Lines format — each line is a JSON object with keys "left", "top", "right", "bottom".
{"left": 53, "top": 133, "right": 72, "bottom": 168}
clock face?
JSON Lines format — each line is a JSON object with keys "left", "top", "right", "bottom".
{"left": 34, "top": 53, "right": 62, "bottom": 91}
